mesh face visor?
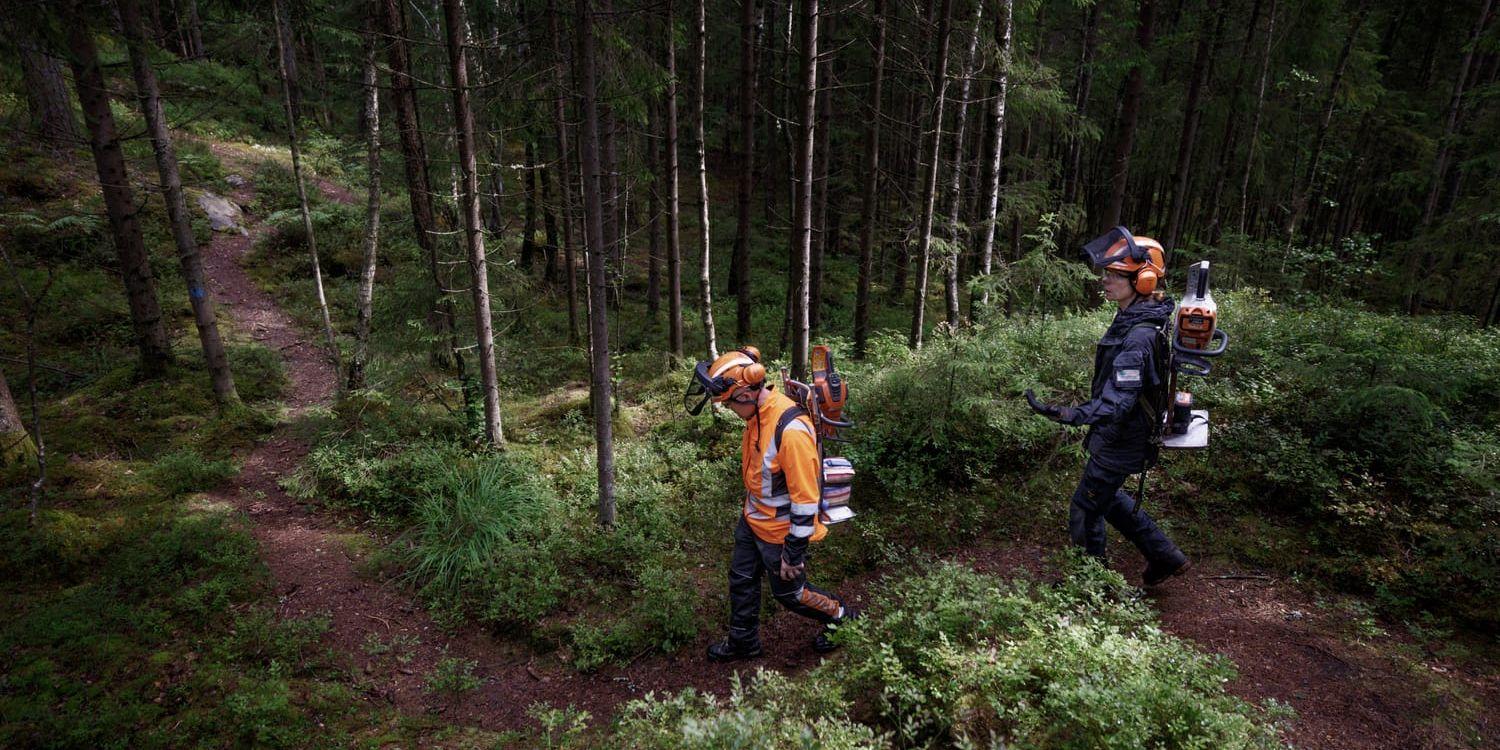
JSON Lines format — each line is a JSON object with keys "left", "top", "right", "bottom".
{"left": 683, "top": 361, "right": 719, "bottom": 415}
{"left": 1080, "top": 225, "right": 1142, "bottom": 269}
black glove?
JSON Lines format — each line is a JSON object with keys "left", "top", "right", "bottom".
{"left": 1025, "top": 389, "right": 1076, "bottom": 424}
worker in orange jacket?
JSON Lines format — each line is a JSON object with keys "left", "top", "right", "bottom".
{"left": 686, "top": 347, "right": 855, "bottom": 662}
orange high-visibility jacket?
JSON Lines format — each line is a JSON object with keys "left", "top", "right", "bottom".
{"left": 741, "top": 389, "right": 827, "bottom": 555}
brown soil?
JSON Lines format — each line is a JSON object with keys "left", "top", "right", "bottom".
{"left": 199, "top": 147, "right": 1495, "bottom": 746}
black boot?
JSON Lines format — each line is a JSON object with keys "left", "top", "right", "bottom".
{"left": 706, "top": 637, "right": 763, "bottom": 663}
{"left": 1143, "top": 555, "right": 1191, "bottom": 587}
{"left": 812, "top": 606, "right": 861, "bottom": 654}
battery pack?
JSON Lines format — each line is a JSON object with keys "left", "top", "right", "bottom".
{"left": 1161, "top": 410, "right": 1210, "bottom": 450}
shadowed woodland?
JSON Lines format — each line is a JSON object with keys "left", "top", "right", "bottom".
{"left": 1, "top": 0, "right": 1498, "bottom": 747}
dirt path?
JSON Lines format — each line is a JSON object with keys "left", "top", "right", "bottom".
{"left": 197, "top": 148, "right": 1493, "bottom": 745}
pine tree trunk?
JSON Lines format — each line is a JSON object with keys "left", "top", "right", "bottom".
{"left": 0, "top": 366, "right": 35, "bottom": 465}
{"left": 1164, "top": 0, "right": 1225, "bottom": 250}
{"left": 852, "top": 0, "right": 886, "bottom": 359}
{"left": 64, "top": 4, "right": 173, "bottom": 376}
{"left": 442, "top": 0, "right": 504, "bottom": 447}
{"left": 521, "top": 141, "right": 539, "bottom": 272}
{"left": 8, "top": 6, "right": 80, "bottom": 146}
{"left": 119, "top": 0, "right": 238, "bottom": 404}
{"left": 647, "top": 101, "right": 663, "bottom": 318}
{"left": 694, "top": 0, "right": 719, "bottom": 359}
{"left": 381, "top": 0, "right": 459, "bottom": 368}
{"left": 349, "top": 10, "right": 382, "bottom": 392}
{"left": 944, "top": 2, "right": 982, "bottom": 328}
{"left": 1422, "top": 0, "right": 1494, "bottom": 226}
{"left": 732, "top": 0, "right": 758, "bottom": 342}
{"left": 908, "top": 0, "right": 955, "bottom": 350}
{"left": 546, "top": 0, "right": 581, "bottom": 345}
{"left": 574, "top": 0, "right": 617, "bottom": 527}
{"left": 790, "top": 0, "right": 820, "bottom": 379}
{"left": 274, "top": 0, "right": 301, "bottom": 122}
{"left": 666, "top": 0, "right": 685, "bottom": 357}
{"left": 1101, "top": 0, "right": 1157, "bottom": 231}
{"left": 273, "top": 0, "right": 340, "bottom": 376}
{"left": 810, "top": 11, "right": 834, "bottom": 339}
{"left": 1238, "top": 0, "right": 1277, "bottom": 234}
{"left": 1285, "top": 1, "right": 1370, "bottom": 240}
{"left": 1062, "top": 1, "right": 1099, "bottom": 207}
{"left": 975, "top": 0, "right": 1011, "bottom": 319}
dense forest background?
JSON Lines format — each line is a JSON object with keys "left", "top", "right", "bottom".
{"left": 1, "top": 0, "right": 1497, "bottom": 747}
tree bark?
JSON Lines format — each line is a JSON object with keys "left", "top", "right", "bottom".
{"left": 381, "top": 0, "right": 459, "bottom": 368}
{"left": 521, "top": 141, "right": 540, "bottom": 272}
{"left": 0, "top": 365, "right": 34, "bottom": 465}
{"left": 1422, "top": 0, "right": 1494, "bottom": 226}
{"left": 908, "top": 0, "right": 955, "bottom": 350}
{"left": 975, "top": 0, "right": 1012, "bottom": 319}
{"left": 665, "top": 0, "right": 685, "bottom": 357}
{"left": 1101, "top": 0, "right": 1157, "bottom": 232}
{"left": 1204, "top": 0, "right": 1265, "bottom": 242}
{"left": 273, "top": 0, "right": 340, "bottom": 376}
{"left": 546, "top": 0, "right": 581, "bottom": 345}
{"left": 810, "top": 11, "right": 834, "bottom": 339}
{"left": 349, "top": 9, "right": 381, "bottom": 392}
{"left": 274, "top": 0, "right": 301, "bottom": 122}
{"left": 119, "top": 0, "right": 238, "bottom": 404}
{"left": 1164, "top": 0, "right": 1226, "bottom": 251}
{"left": 944, "top": 2, "right": 983, "bottom": 328}
{"left": 731, "top": 0, "right": 758, "bottom": 342}
{"left": 790, "top": 0, "right": 820, "bottom": 378}
{"left": 64, "top": 4, "right": 173, "bottom": 376}
{"left": 7, "top": 4, "right": 80, "bottom": 146}
{"left": 694, "top": 0, "right": 719, "bottom": 359}
{"left": 181, "top": 0, "right": 203, "bottom": 58}
{"left": 647, "top": 101, "right": 663, "bottom": 318}
{"left": 1285, "top": 0, "right": 1370, "bottom": 240}
{"left": 1238, "top": 0, "right": 1277, "bottom": 234}
{"left": 574, "top": 0, "right": 617, "bottom": 527}
{"left": 852, "top": 0, "right": 887, "bottom": 359}
{"left": 1063, "top": 1, "right": 1100, "bottom": 207}
{"left": 442, "top": 0, "right": 505, "bottom": 447}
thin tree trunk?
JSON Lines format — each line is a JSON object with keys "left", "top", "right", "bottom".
{"left": 349, "top": 10, "right": 382, "bottom": 391}
{"left": 1164, "top": 0, "right": 1225, "bottom": 250}
{"left": 909, "top": 0, "right": 955, "bottom": 350}
{"left": 647, "top": 101, "right": 663, "bottom": 318}
{"left": 790, "top": 0, "right": 820, "bottom": 378}
{"left": 1204, "top": 0, "right": 1264, "bottom": 241}
{"left": 1101, "top": 0, "right": 1157, "bottom": 231}
{"left": 64, "top": 4, "right": 172, "bottom": 376}
{"left": 1238, "top": 0, "right": 1277, "bottom": 234}
{"left": 274, "top": 0, "right": 301, "bottom": 122}
{"left": 852, "top": 0, "right": 886, "bottom": 359}
{"left": 1422, "top": 0, "right": 1494, "bottom": 226}
{"left": 574, "top": 0, "right": 617, "bottom": 527}
{"left": 541, "top": 163, "right": 561, "bottom": 283}
{"left": 944, "top": 2, "right": 982, "bottom": 328}
{"left": 546, "top": 0, "right": 580, "bottom": 345}
{"left": 694, "top": 0, "right": 719, "bottom": 359}
{"left": 521, "top": 141, "right": 540, "bottom": 272}
{"left": 0, "top": 244, "right": 49, "bottom": 524}
{"left": 1285, "top": 0, "right": 1370, "bottom": 240}
{"left": 732, "top": 0, "right": 758, "bottom": 342}
{"left": 810, "top": 11, "right": 834, "bottom": 339}
{"left": 975, "top": 0, "right": 1012, "bottom": 319}
{"left": 381, "top": 0, "right": 459, "bottom": 369}
{"left": 181, "top": 0, "right": 203, "bottom": 57}
{"left": 273, "top": 0, "right": 340, "bottom": 375}
{"left": 1063, "top": 1, "right": 1100, "bottom": 207}
{"left": 119, "top": 0, "right": 238, "bottom": 404}
{"left": 666, "top": 0, "right": 685, "bottom": 357}
{"left": 442, "top": 0, "right": 504, "bottom": 447}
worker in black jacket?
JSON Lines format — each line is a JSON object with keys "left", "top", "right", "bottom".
{"left": 1026, "top": 229, "right": 1190, "bottom": 586}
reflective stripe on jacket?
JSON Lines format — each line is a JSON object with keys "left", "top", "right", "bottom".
{"left": 741, "top": 389, "right": 827, "bottom": 560}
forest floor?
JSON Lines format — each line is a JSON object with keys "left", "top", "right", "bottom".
{"left": 199, "top": 143, "right": 1497, "bottom": 748}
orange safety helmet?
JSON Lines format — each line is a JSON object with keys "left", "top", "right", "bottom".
{"left": 1083, "top": 226, "right": 1166, "bottom": 296}
{"left": 704, "top": 346, "right": 766, "bottom": 403}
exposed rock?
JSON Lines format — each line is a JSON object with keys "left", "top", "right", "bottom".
{"left": 197, "top": 191, "right": 247, "bottom": 235}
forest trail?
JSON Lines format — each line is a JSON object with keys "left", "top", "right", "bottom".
{"left": 196, "top": 148, "right": 1494, "bottom": 745}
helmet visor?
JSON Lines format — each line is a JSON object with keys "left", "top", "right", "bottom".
{"left": 1080, "top": 225, "right": 1140, "bottom": 269}
{"left": 683, "top": 361, "right": 717, "bottom": 415}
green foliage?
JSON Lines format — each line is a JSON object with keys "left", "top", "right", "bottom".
{"left": 615, "top": 560, "right": 1287, "bottom": 750}
{"left": 144, "top": 448, "right": 237, "bottom": 496}
{"left": 425, "top": 652, "right": 483, "bottom": 696}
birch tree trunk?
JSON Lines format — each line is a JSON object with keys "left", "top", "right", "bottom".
{"left": 974, "top": 0, "right": 1011, "bottom": 319}
{"left": 944, "top": 2, "right": 982, "bottom": 328}
{"left": 665, "top": 0, "right": 685, "bottom": 357}
{"left": 442, "top": 0, "right": 505, "bottom": 447}
{"left": 350, "top": 10, "right": 381, "bottom": 391}
{"left": 273, "top": 0, "right": 340, "bottom": 375}
{"left": 119, "top": 0, "right": 238, "bottom": 405}
{"left": 790, "top": 0, "right": 820, "bottom": 379}
{"left": 851, "top": 0, "right": 886, "bottom": 359}
{"left": 575, "top": 0, "right": 617, "bottom": 527}
{"left": 64, "top": 4, "right": 173, "bottom": 376}
{"left": 694, "top": 0, "right": 719, "bottom": 359}
{"left": 908, "top": 0, "right": 955, "bottom": 350}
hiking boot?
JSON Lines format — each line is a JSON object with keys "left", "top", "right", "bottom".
{"left": 1142, "top": 556, "right": 1191, "bottom": 587}
{"left": 812, "top": 606, "right": 862, "bottom": 654}
{"left": 706, "top": 638, "right": 763, "bottom": 663}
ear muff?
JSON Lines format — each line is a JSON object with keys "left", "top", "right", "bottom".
{"left": 1133, "top": 269, "right": 1158, "bottom": 295}
{"left": 740, "top": 362, "right": 766, "bottom": 389}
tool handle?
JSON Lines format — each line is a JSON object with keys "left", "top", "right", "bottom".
{"left": 1173, "top": 327, "right": 1229, "bottom": 357}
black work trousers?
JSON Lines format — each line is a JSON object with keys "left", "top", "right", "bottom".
{"left": 727, "top": 516, "right": 843, "bottom": 647}
{"left": 1069, "top": 457, "right": 1185, "bottom": 567}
